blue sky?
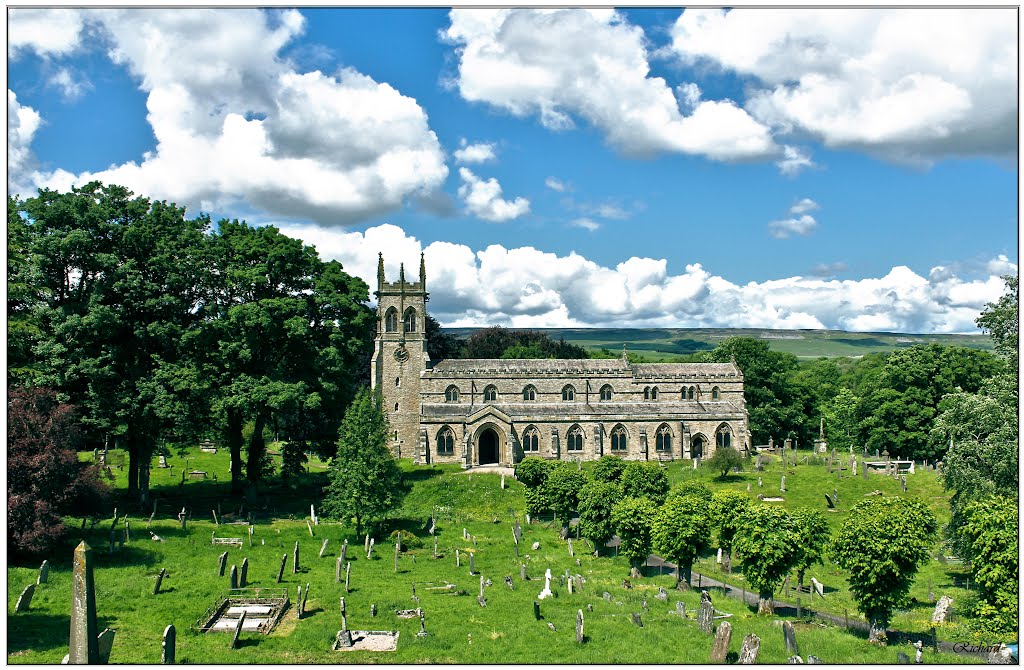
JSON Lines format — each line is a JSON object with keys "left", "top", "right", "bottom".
{"left": 7, "top": 7, "right": 1019, "bottom": 332}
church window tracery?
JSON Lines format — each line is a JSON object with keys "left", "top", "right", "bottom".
{"left": 611, "top": 424, "right": 628, "bottom": 452}
{"left": 656, "top": 424, "right": 672, "bottom": 452}
{"left": 445, "top": 385, "right": 460, "bottom": 403}
{"left": 562, "top": 385, "right": 576, "bottom": 402}
{"left": 483, "top": 385, "right": 498, "bottom": 402}
{"left": 567, "top": 425, "right": 584, "bottom": 451}
{"left": 437, "top": 427, "right": 455, "bottom": 455}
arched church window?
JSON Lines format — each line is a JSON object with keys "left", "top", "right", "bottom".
{"left": 656, "top": 424, "right": 672, "bottom": 452}
{"left": 716, "top": 424, "right": 732, "bottom": 449}
{"left": 562, "top": 385, "right": 576, "bottom": 402}
{"left": 711, "top": 386, "right": 720, "bottom": 401}
{"left": 643, "top": 387, "right": 651, "bottom": 400}
{"left": 483, "top": 385, "right": 498, "bottom": 402}
{"left": 523, "top": 385, "right": 537, "bottom": 401}
{"left": 437, "top": 427, "right": 455, "bottom": 455}
{"left": 611, "top": 424, "right": 628, "bottom": 452}
{"left": 385, "top": 307, "right": 398, "bottom": 332}
{"left": 566, "top": 425, "right": 584, "bottom": 452}
{"left": 523, "top": 426, "right": 540, "bottom": 452}
{"left": 599, "top": 385, "right": 613, "bottom": 401}
{"left": 651, "top": 386, "right": 659, "bottom": 400}
{"left": 403, "top": 307, "right": 417, "bottom": 333}
{"left": 445, "top": 385, "right": 460, "bottom": 403}
{"left": 395, "top": 377, "right": 400, "bottom": 387}
{"left": 688, "top": 386, "right": 695, "bottom": 400}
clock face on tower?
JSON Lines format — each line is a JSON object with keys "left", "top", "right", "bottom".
{"left": 393, "top": 344, "right": 410, "bottom": 363}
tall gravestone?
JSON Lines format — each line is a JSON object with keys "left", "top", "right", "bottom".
{"left": 218, "top": 552, "right": 228, "bottom": 577}
{"left": 293, "top": 542, "right": 300, "bottom": 573}
{"left": 345, "top": 562, "right": 351, "bottom": 593}
{"left": 161, "top": 624, "right": 175, "bottom": 664}
{"left": 229, "top": 565, "right": 238, "bottom": 590}
{"left": 575, "top": 609, "right": 584, "bottom": 643}
{"left": 738, "top": 633, "right": 761, "bottom": 664}
{"left": 710, "top": 621, "right": 732, "bottom": 662}
{"left": 154, "top": 568, "right": 167, "bottom": 595}
{"left": 69, "top": 542, "right": 99, "bottom": 663}
{"left": 277, "top": 554, "right": 287, "bottom": 583}
{"left": 240, "top": 558, "right": 248, "bottom": 588}
{"left": 97, "top": 628, "right": 115, "bottom": 664}
{"left": 38, "top": 560, "right": 50, "bottom": 585}
{"left": 336, "top": 556, "right": 343, "bottom": 583}
{"left": 782, "top": 620, "right": 799, "bottom": 655}
{"left": 15, "top": 584, "right": 35, "bottom": 612}
{"left": 697, "top": 591, "right": 714, "bottom": 634}
{"left": 231, "top": 611, "right": 246, "bottom": 649}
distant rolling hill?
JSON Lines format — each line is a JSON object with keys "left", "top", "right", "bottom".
{"left": 443, "top": 327, "right": 994, "bottom": 361}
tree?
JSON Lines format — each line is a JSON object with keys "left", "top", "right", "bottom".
{"left": 669, "top": 480, "right": 713, "bottom": 502}
{"left": 790, "top": 508, "right": 830, "bottom": 591}
{"left": 708, "top": 446, "right": 743, "bottom": 479}
{"left": 959, "top": 495, "right": 1018, "bottom": 633}
{"left": 424, "top": 313, "right": 463, "bottom": 361}
{"left": 976, "top": 274, "right": 1018, "bottom": 370}
{"left": 733, "top": 505, "right": 802, "bottom": 614}
{"left": 821, "top": 388, "right": 860, "bottom": 453}
{"left": 578, "top": 480, "right": 621, "bottom": 552}
{"left": 514, "top": 456, "right": 552, "bottom": 489}
{"left": 592, "top": 454, "right": 625, "bottom": 483}
{"left": 710, "top": 490, "right": 751, "bottom": 562}
{"left": 543, "top": 463, "right": 588, "bottom": 526}
{"left": 611, "top": 496, "right": 657, "bottom": 570}
{"left": 620, "top": 461, "right": 670, "bottom": 503}
{"left": 322, "top": 389, "right": 404, "bottom": 537}
{"left": 460, "top": 325, "right": 588, "bottom": 359}
{"left": 652, "top": 493, "right": 713, "bottom": 588}
{"left": 830, "top": 497, "right": 938, "bottom": 643}
{"left": 8, "top": 388, "right": 109, "bottom": 556}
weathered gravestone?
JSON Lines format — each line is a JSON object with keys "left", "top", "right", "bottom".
{"left": 824, "top": 494, "right": 835, "bottom": 509}
{"left": 787, "top": 655, "right": 804, "bottom": 664}
{"left": 710, "top": 621, "right": 732, "bottom": 662}
{"left": 38, "top": 560, "right": 50, "bottom": 585}
{"left": 630, "top": 612, "right": 643, "bottom": 627}
{"left": 297, "top": 585, "right": 305, "bottom": 619}
{"left": 469, "top": 552, "right": 476, "bottom": 575}
{"left": 240, "top": 558, "right": 248, "bottom": 588}
{"left": 276, "top": 554, "right": 287, "bottom": 583}
{"left": 931, "top": 595, "right": 953, "bottom": 623}
{"left": 896, "top": 652, "right": 910, "bottom": 664}
{"left": 302, "top": 583, "right": 310, "bottom": 617}
{"left": 341, "top": 539, "right": 348, "bottom": 564}
{"left": 154, "top": 568, "right": 167, "bottom": 595}
{"left": 675, "top": 601, "right": 686, "bottom": 618}
{"left": 656, "top": 586, "right": 668, "bottom": 602}
{"left": 218, "top": 551, "right": 228, "bottom": 577}
{"left": 987, "top": 643, "right": 1015, "bottom": 664}
{"left": 161, "top": 624, "right": 175, "bottom": 665}
{"left": 532, "top": 541, "right": 540, "bottom": 551}
{"left": 69, "top": 541, "right": 100, "bottom": 664}
{"left": 293, "top": 542, "right": 300, "bottom": 573}
{"left": 520, "top": 564, "right": 528, "bottom": 581}
{"left": 505, "top": 575, "right": 514, "bottom": 591}
{"left": 811, "top": 577, "right": 825, "bottom": 598}
{"left": 781, "top": 476, "right": 786, "bottom": 492}
{"left": 783, "top": 620, "right": 799, "bottom": 655}
{"left": 345, "top": 562, "right": 351, "bottom": 593}
{"left": 229, "top": 565, "right": 238, "bottom": 590}
{"left": 698, "top": 590, "right": 715, "bottom": 634}
{"left": 320, "top": 539, "right": 329, "bottom": 559}
{"left": 96, "top": 628, "right": 115, "bottom": 664}
{"left": 575, "top": 609, "right": 585, "bottom": 643}
{"left": 231, "top": 611, "right": 246, "bottom": 649}
{"left": 15, "top": 584, "right": 35, "bottom": 612}
{"left": 417, "top": 609, "right": 428, "bottom": 637}
{"left": 738, "top": 633, "right": 761, "bottom": 664}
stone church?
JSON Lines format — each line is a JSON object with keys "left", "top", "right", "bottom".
{"left": 371, "top": 255, "right": 750, "bottom": 468}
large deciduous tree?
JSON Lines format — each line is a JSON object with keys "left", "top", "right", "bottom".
{"left": 577, "top": 480, "right": 621, "bottom": 552}
{"left": 830, "top": 497, "right": 938, "bottom": 643}
{"left": 733, "top": 505, "right": 802, "bottom": 614}
{"left": 322, "top": 388, "right": 404, "bottom": 537}
{"left": 652, "top": 491, "right": 713, "bottom": 589}
{"left": 611, "top": 496, "right": 657, "bottom": 571}
{"left": 959, "top": 495, "right": 1018, "bottom": 633}
{"left": 542, "top": 463, "right": 588, "bottom": 527}
{"left": 620, "top": 461, "right": 670, "bottom": 503}
{"left": 710, "top": 489, "right": 751, "bottom": 566}
{"left": 790, "top": 508, "right": 831, "bottom": 592}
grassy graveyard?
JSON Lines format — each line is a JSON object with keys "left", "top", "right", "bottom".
{"left": 8, "top": 447, "right": 984, "bottom": 664}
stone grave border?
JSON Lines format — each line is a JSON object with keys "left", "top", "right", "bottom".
{"left": 193, "top": 588, "right": 290, "bottom": 635}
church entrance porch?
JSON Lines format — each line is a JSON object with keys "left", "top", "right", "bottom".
{"left": 478, "top": 428, "right": 500, "bottom": 465}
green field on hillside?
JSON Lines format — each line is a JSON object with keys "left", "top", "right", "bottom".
{"left": 445, "top": 327, "right": 993, "bottom": 361}
{"left": 8, "top": 447, "right": 992, "bottom": 664}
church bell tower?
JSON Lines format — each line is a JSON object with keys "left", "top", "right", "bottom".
{"left": 371, "top": 253, "right": 429, "bottom": 459}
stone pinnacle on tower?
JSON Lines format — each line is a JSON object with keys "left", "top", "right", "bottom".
{"left": 399, "top": 262, "right": 406, "bottom": 283}
{"left": 420, "top": 252, "right": 426, "bottom": 291}
{"left": 377, "top": 252, "right": 385, "bottom": 290}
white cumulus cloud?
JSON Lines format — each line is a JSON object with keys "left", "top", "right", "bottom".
{"left": 11, "top": 8, "right": 448, "bottom": 225}
{"left": 276, "top": 222, "right": 1015, "bottom": 334}
{"left": 8, "top": 8, "right": 86, "bottom": 58}
{"left": 457, "top": 167, "right": 530, "bottom": 222}
{"left": 8, "top": 90, "right": 42, "bottom": 193}
{"left": 769, "top": 198, "right": 820, "bottom": 238}
{"left": 670, "top": 8, "right": 1017, "bottom": 163}
{"left": 453, "top": 139, "right": 497, "bottom": 164}
{"left": 443, "top": 8, "right": 779, "bottom": 161}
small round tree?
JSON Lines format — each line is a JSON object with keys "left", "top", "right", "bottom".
{"left": 515, "top": 456, "right": 552, "bottom": 489}
{"left": 791, "top": 508, "right": 831, "bottom": 592}
{"left": 611, "top": 496, "right": 657, "bottom": 571}
{"left": 620, "top": 461, "right": 670, "bottom": 503}
{"left": 578, "top": 480, "right": 622, "bottom": 552}
{"left": 960, "top": 495, "right": 1019, "bottom": 634}
{"left": 653, "top": 493, "right": 713, "bottom": 589}
{"left": 830, "top": 497, "right": 938, "bottom": 643}
{"left": 711, "top": 490, "right": 751, "bottom": 567}
{"left": 543, "top": 462, "right": 588, "bottom": 527}
{"left": 592, "top": 455, "right": 626, "bottom": 483}
{"left": 670, "top": 480, "right": 713, "bottom": 502}
{"left": 733, "top": 504, "right": 802, "bottom": 614}
{"left": 708, "top": 446, "right": 743, "bottom": 479}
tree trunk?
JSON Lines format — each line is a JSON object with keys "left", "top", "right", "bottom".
{"left": 226, "top": 408, "right": 244, "bottom": 495}
{"left": 868, "top": 616, "right": 888, "bottom": 644}
{"left": 246, "top": 410, "right": 267, "bottom": 484}
{"left": 127, "top": 441, "right": 140, "bottom": 497}
{"left": 757, "top": 591, "right": 774, "bottom": 615}
{"left": 138, "top": 457, "right": 150, "bottom": 506}
{"left": 797, "top": 569, "right": 805, "bottom": 593}
{"left": 355, "top": 513, "right": 362, "bottom": 539}
{"left": 677, "top": 561, "right": 692, "bottom": 590}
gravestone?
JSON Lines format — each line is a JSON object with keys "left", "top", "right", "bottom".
{"left": 345, "top": 562, "right": 351, "bottom": 593}
{"left": 602, "top": 592, "right": 612, "bottom": 602}
{"left": 676, "top": 601, "right": 686, "bottom": 618}
{"left": 97, "top": 628, "right": 115, "bottom": 664}
{"left": 738, "top": 633, "right": 761, "bottom": 664}
{"left": 162, "top": 624, "right": 175, "bottom": 664}
{"left": 987, "top": 644, "right": 1015, "bottom": 664}
{"left": 434, "top": 536, "right": 438, "bottom": 559}
{"left": 320, "top": 539, "right": 329, "bottom": 559}
{"left": 154, "top": 568, "right": 167, "bottom": 595}
{"left": 336, "top": 556, "right": 343, "bottom": 583}
{"left": 807, "top": 656, "right": 823, "bottom": 664}
{"left": 505, "top": 575, "right": 514, "bottom": 591}
{"left": 758, "top": 477, "right": 763, "bottom": 488}
{"left": 302, "top": 583, "right": 310, "bottom": 616}
{"left": 231, "top": 611, "right": 246, "bottom": 649}
{"left": 469, "top": 552, "right": 475, "bottom": 575}
{"left": 368, "top": 538, "right": 375, "bottom": 559}
{"left": 212, "top": 510, "right": 219, "bottom": 526}
{"left": 520, "top": 564, "right": 528, "bottom": 581}
{"left": 341, "top": 539, "right": 348, "bottom": 564}
{"left": 370, "top": 603, "right": 377, "bottom": 617}
{"left": 913, "top": 640, "right": 923, "bottom": 664}
{"left": 710, "top": 621, "right": 732, "bottom": 662}
{"left": 69, "top": 541, "right": 100, "bottom": 664}
{"left": 697, "top": 590, "right": 714, "bottom": 634}
{"left": 456, "top": 549, "right": 461, "bottom": 568}
{"left": 575, "top": 609, "right": 585, "bottom": 643}
{"left": 534, "top": 601, "right": 541, "bottom": 620}
{"left": 38, "top": 560, "right": 49, "bottom": 585}
{"left": 240, "top": 558, "right": 248, "bottom": 588}
{"left": 833, "top": 488, "right": 839, "bottom": 504}
{"left": 364, "top": 534, "right": 370, "bottom": 553}
{"left": 787, "top": 655, "right": 804, "bottom": 664}
{"left": 781, "top": 475, "right": 786, "bottom": 492}
{"left": 306, "top": 520, "right": 314, "bottom": 537}
{"left": 655, "top": 586, "right": 668, "bottom": 602}
{"left": 417, "top": 609, "right": 428, "bottom": 637}
{"left": 532, "top": 541, "right": 540, "bottom": 551}
{"left": 931, "top": 595, "right": 953, "bottom": 623}
{"left": 567, "top": 575, "right": 574, "bottom": 594}
{"left": 824, "top": 494, "right": 835, "bottom": 509}
{"left": 297, "top": 585, "right": 305, "bottom": 619}
{"left": 276, "top": 554, "right": 287, "bottom": 583}
{"left": 538, "top": 569, "right": 553, "bottom": 600}
{"left": 783, "top": 620, "right": 799, "bottom": 655}
{"left": 747, "top": 483, "right": 751, "bottom": 491}
{"left": 901, "top": 476, "right": 907, "bottom": 493}
{"left": 218, "top": 551, "right": 228, "bottom": 577}
{"left": 229, "top": 565, "right": 238, "bottom": 590}
{"left": 293, "top": 541, "right": 301, "bottom": 573}
{"left": 15, "top": 584, "right": 35, "bottom": 612}
{"left": 897, "top": 652, "right": 910, "bottom": 664}
{"left": 630, "top": 612, "right": 643, "bottom": 627}
{"left": 395, "top": 542, "right": 400, "bottom": 573}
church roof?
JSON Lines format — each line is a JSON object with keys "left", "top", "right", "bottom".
{"left": 428, "top": 358, "right": 741, "bottom": 378}
{"left": 420, "top": 400, "right": 745, "bottom": 420}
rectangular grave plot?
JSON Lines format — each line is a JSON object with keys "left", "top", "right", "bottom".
{"left": 333, "top": 630, "right": 400, "bottom": 653}
{"left": 194, "top": 589, "right": 289, "bottom": 635}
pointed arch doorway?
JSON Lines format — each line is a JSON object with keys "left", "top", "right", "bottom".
{"left": 478, "top": 428, "right": 500, "bottom": 465}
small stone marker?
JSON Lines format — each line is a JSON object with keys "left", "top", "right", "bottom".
{"left": 567, "top": 575, "right": 574, "bottom": 594}
{"left": 676, "top": 601, "right": 686, "bottom": 618}
{"left": 319, "top": 538, "right": 329, "bottom": 559}
{"left": 345, "top": 562, "right": 351, "bottom": 593}
{"left": 807, "top": 656, "right": 823, "bottom": 664}
{"left": 336, "top": 556, "right": 343, "bottom": 583}
{"left": 70, "top": 541, "right": 99, "bottom": 664}
{"left": 568, "top": 539, "right": 574, "bottom": 556}
{"left": 218, "top": 551, "right": 228, "bottom": 577}
{"left": 277, "top": 554, "right": 287, "bottom": 583}
{"left": 897, "top": 652, "right": 910, "bottom": 664}
{"left": 341, "top": 539, "right": 348, "bottom": 564}
{"left": 15, "top": 584, "right": 35, "bottom": 612}
{"left": 302, "top": 582, "right": 310, "bottom": 615}
{"left": 698, "top": 590, "right": 714, "bottom": 634}
{"left": 97, "top": 628, "right": 115, "bottom": 664}
{"left": 901, "top": 476, "right": 907, "bottom": 493}
{"left": 306, "top": 520, "right": 314, "bottom": 537}
{"left": 297, "top": 585, "right": 305, "bottom": 619}
{"left": 455, "top": 549, "right": 461, "bottom": 568}
{"left": 229, "top": 565, "right": 238, "bottom": 590}
{"left": 501, "top": 473, "right": 505, "bottom": 489}
{"left": 240, "top": 558, "right": 248, "bottom": 587}
{"left": 783, "top": 620, "right": 799, "bottom": 655}
{"left": 38, "top": 560, "right": 49, "bottom": 585}
{"left": 781, "top": 475, "right": 786, "bottom": 492}
{"left": 370, "top": 603, "right": 377, "bottom": 617}
{"left": 417, "top": 609, "right": 428, "bottom": 637}
{"left": 602, "top": 591, "right": 612, "bottom": 602}
{"left": 293, "top": 541, "right": 300, "bottom": 573}
{"left": 368, "top": 538, "right": 375, "bottom": 559}
{"left": 505, "top": 575, "right": 514, "bottom": 590}
{"left": 212, "top": 510, "right": 219, "bottom": 526}
{"left": 630, "top": 612, "right": 643, "bottom": 627}
{"left": 738, "top": 633, "right": 761, "bottom": 664}
{"left": 534, "top": 601, "right": 541, "bottom": 620}
{"left": 532, "top": 541, "right": 540, "bottom": 551}
{"left": 231, "top": 611, "right": 246, "bottom": 649}
{"left": 656, "top": 586, "right": 668, "bottom": 602}
{"left": 824, "top": 493, "right": 835, "bottom": 509}
{"left": 575, "top": 609, "right": 584, "bottom": 643}
{"left": 469, "top": 552, "right": 475, "bottom": 575}
{"left": 931, "top": 595, "right": 953, "bottom": 623}
{"left": 787, "top": 655, "right": 804, "bottom": 664}
{"left": 364, "top": 534, "right": 370, "bottom": 553}
{"left": 154, "top": 568, "right": 167, "bottom": 595}
{"left": 710, "top": 621, "right": 732, "bottom": 662}
{"left": 161, "top": 624, "right": 175, "bottom": 664}
{"left": 433, "top": 535, "right": 438, "bottom": 559}
{"left": 394, "top": 542, "right": 400, "bottom": 573}
{"left": 520, "top": 564, "right": 527, "bottom": 581}
{"left": 913, "top": 640, "right": 923, "bottom": 664}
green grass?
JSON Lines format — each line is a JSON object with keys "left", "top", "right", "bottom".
{"left": 9, "top": 448, "right": 986, "bottom": 663}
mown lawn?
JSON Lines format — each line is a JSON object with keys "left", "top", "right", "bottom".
{"left": 9, "top": 447, "right": 983, "bottom": 663}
